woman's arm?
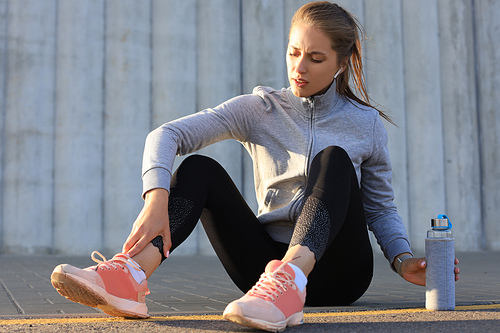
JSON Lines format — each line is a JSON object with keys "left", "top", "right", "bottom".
{"left": 124, "top": 94, "right": 266, "bottom": 256}
{"left": 361, "top": 116, "right": 412, "bottom": 263}
{"left": 141, "top": 94, "right": 265, "bottom": 198}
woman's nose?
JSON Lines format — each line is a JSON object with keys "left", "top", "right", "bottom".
{"left": 296, "top": 61, "right": 307, "bottom": 74}
{"left": 295, "top": 57, "right": 307, "bottom": 74}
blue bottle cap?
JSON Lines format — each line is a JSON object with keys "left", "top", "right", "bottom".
{"left": 432, "top": 214, "right": 452, "bottom": 229}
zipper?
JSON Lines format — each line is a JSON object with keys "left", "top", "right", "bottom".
{"left": 305, "top": 97, "right": 315, "bottom": 177}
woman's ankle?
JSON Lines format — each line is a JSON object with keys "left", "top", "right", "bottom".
{"left": 131, "top": 243, "right": 162, "bottom": 278}
{"left": 281, "top": 244, "right": 316, "bottom": 277}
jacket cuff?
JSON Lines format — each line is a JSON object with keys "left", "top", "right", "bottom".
{"left": 385, "top": 238, "right": 413, "bottom": 272}
{"left": 142, "top": 167, "right": 172, "bottom": 199}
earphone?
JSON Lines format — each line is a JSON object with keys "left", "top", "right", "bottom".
{"left": 334, "top": 67, "right": 344, "bottom": 79}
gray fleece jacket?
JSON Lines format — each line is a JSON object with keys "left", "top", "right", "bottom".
{"left": 141, "top": 82, "right": 412, "bottom": 265}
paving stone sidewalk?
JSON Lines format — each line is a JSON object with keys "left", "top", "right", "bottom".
{"left": 0, "top": 251, "right": 498, "bottom": 318}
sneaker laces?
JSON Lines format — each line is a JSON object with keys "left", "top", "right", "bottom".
{"left": 248, "top": 262, "right": 297, "bottom": 303}
{"left": 90, "top": 251, "right": 144, "bottom": 273}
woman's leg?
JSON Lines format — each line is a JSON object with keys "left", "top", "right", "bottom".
{"left": 287, "top": 146, "right": 373, "bottom": 306}
{"left": 222, "top": 146, "right": 371, "bottom": 330}
{"left": 159, "top": 155, "right": 287, "bottom": 292}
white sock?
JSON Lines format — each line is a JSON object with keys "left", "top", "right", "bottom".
{"left": 288, "top": 263, "right": 307, "bottom": 292}
{"left": 126, "top": 263, "right": 147, "bottom": 284}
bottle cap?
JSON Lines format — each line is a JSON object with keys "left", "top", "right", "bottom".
{"left": 431, "top": 214, "right": 452, "bottom": 229}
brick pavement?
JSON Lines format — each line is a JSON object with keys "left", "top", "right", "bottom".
{"left": 0, "top": 251, "right": 498, "bottom": 318}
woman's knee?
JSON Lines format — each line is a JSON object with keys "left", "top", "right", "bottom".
{"left": 174, "top": 155, "right": 221, "bottom": 178}
{"left": 171, "top": 155, "right": 231, "bottom": 189}
{"left": 308, "top": 146, "right": 356, "bottom": 188}
{"left": 314, "top": 146, "right": 351, "bottom": 166}
{"left": 177, "top": 155, "right": 218, "bottom": 171}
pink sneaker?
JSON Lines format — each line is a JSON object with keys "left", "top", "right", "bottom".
{"left": 223, "top": 260, "right": 306, "bottom": 332}
{"left": 51, "top": 251, "right": 150, "bottom": 318}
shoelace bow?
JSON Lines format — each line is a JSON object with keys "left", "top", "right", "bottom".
{"left": 90, "top": 251, "right": 143, "bottom": 272}
{"left": 249, "top": 263, "right": 297, "bottom": 302}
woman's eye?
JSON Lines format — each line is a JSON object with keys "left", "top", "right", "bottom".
{"left": 311, "top": 58, "right": 323, "bottom": 63}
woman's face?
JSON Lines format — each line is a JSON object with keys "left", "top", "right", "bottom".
{"left": 287, "top": 24, "right": 342, "bottom": 98}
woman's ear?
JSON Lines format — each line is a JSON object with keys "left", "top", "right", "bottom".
{"left": 339, "top": 58, "right": 349, "bottom": 73}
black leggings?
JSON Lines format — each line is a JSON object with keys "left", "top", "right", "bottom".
{"left": 161, "top": 146, "right": 373, "bottom": 306}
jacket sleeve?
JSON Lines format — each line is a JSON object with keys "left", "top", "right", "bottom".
{"left": 141, "top": 94, "right": 266, "bottom": 197}
{"left": 361, "top": 115, "right": 412, "bottom": 267}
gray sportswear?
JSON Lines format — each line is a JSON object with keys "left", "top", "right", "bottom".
{"left": 141, "top": 83, "right": 412, "bottom": 264}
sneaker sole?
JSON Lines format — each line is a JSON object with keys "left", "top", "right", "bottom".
{"left": 223, "top": 310, "right": 303, "bottom": 332}
{"left": 51, "top": 267, "right": 149, "bottom": 319}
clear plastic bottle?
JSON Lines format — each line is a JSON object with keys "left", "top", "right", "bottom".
{"left": 425, "top": 214, "right": 455, "bottom": 310}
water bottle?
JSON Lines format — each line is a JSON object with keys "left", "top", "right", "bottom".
{"left": 425, "top": 214, "right": 455, "bottom": 310}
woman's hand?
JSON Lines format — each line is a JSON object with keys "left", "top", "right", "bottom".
{"left": 122, "top": 188, "right": 171, "bottom": 258}
{"left": 399, "top": 255, "right": 460, "bottom": 286}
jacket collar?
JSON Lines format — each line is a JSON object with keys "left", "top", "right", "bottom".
{"left": 286, "top": 80, "right": 341, "bottom": 117}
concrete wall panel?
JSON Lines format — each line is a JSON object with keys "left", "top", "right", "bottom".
{"left": 2, "top": 0, "right": 57, "bottom": 253}
{"left": 103, "top": 0, "right": 152, "bottom": 254}
{"left": 438, "top": 0, "right": 482, "bottom": 250}
{"left": 0, "top": 0, "right": 8, "bottom": 252}
{"left": 474, "top": 0, "right": 500, "bottom": 250}
{"left": 53, "top": 1, "right": 105, "bottom": 254}
{"left": 403, "top": 0, "right": 446, "bottom": 251}
{"left": 152, "top": 0, "right": 197, "bottom": 127}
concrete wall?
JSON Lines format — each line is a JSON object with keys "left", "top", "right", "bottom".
{"left": 0, "top": 0, "right": 498, "bottom": 255}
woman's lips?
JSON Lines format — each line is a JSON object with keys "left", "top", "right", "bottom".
{"left": 293, "top": 78, "right": 308, "bottom": 87}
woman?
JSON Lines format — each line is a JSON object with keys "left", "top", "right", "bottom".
{"left": 51, "top": 2, "right": 459, "bottom": 332}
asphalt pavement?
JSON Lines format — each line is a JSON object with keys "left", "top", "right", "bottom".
{"left": 0, "top": 251, "right": 499, "bottom": 332}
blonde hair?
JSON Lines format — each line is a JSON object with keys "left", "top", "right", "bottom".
{"left": 291, "top": 1, "right": 393, "bottom": 124}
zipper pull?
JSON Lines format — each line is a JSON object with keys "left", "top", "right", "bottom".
{"left": 308, "top": 97, "right": 315, "bottom": 111}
